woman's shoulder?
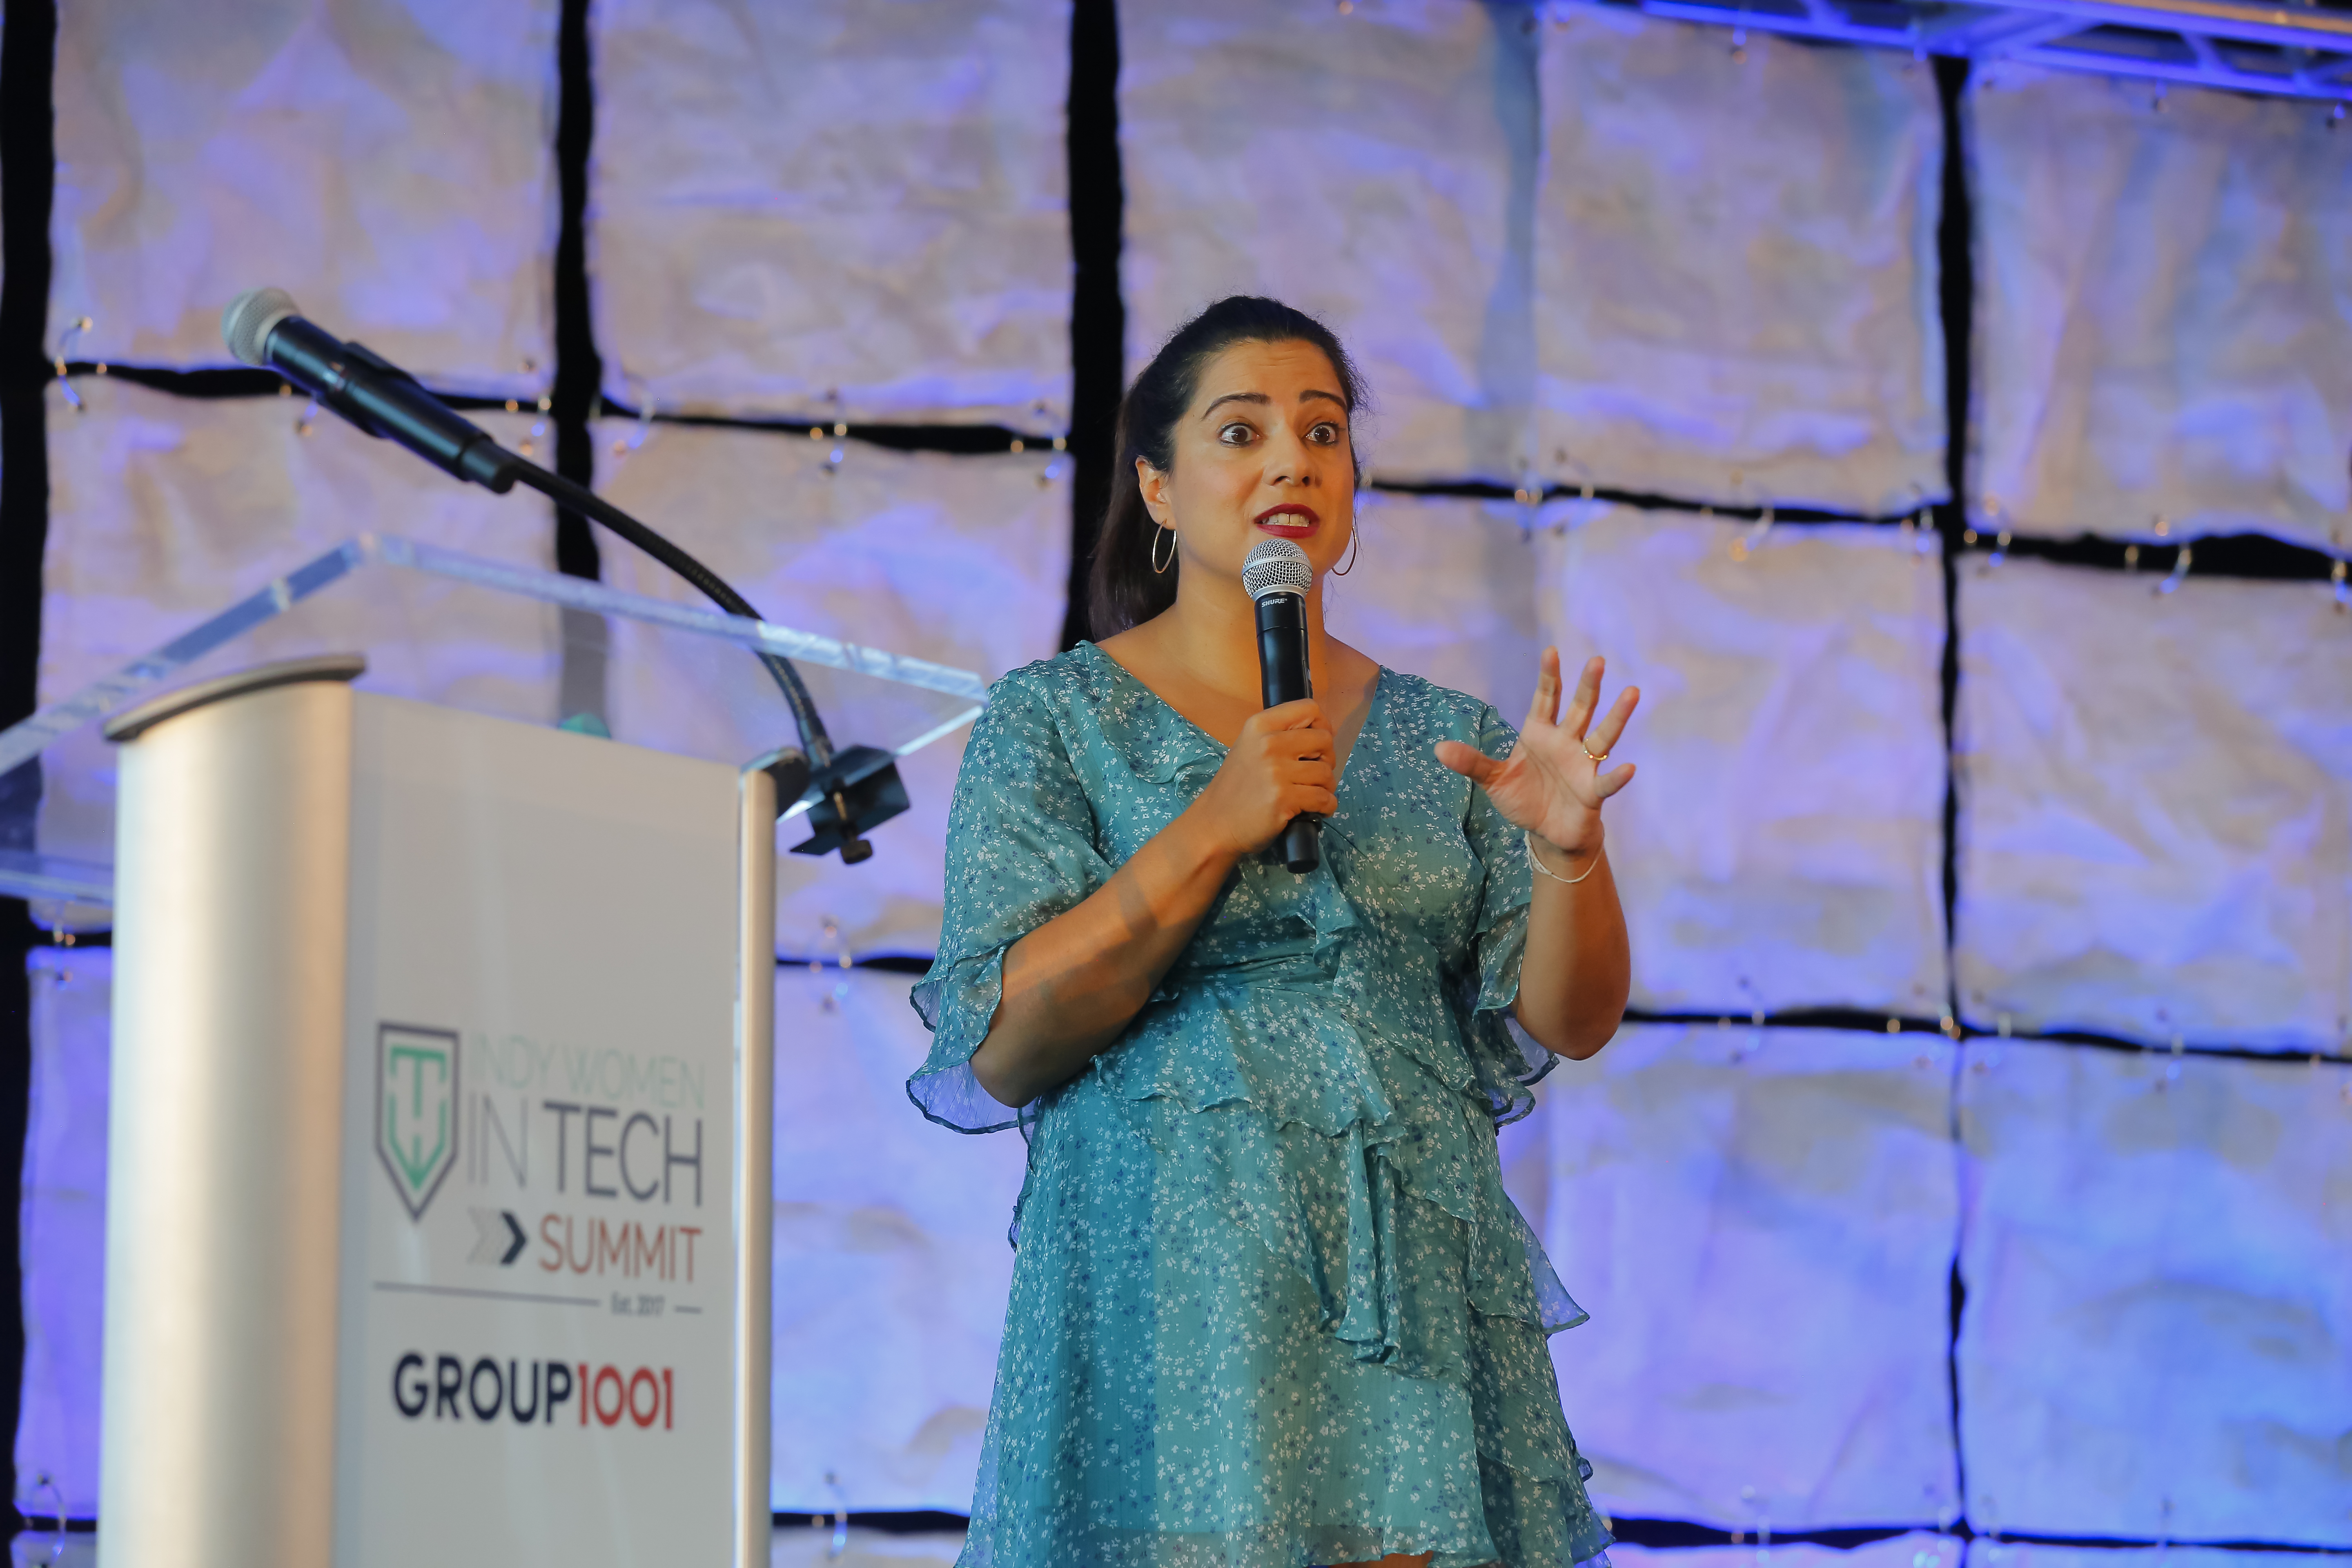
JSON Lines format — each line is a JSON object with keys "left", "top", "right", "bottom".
{"left": 980, "top": 642, "right": 1220, "bottom": 788}
{"left": 982, "top": 643, "right": 1127, "bottom": 723}
{"left": 977, "top": 643, "right": 1176, "bottom": 753}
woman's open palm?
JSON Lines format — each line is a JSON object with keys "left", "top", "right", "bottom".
{"left": 1434, "top": 649, "right": 1638, "bottom": 856}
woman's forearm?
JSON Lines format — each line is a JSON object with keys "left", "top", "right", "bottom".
{"left": 968, "top": 804, "right": 1244, "bottom": 1107}
{"left": 1512, "top": 838, "right": 1631, "bottom": 1060}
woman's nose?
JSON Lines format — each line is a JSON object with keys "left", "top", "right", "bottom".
{"left": 1263, "top": 425, "right": 1317, "bottom": 484}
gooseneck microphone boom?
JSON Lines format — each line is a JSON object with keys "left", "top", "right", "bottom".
{"left": 219, "top": 287, "right": 902, "bottom": 862}
{"left": 1242, "top": 537, "right": 1320, "bottom": 874}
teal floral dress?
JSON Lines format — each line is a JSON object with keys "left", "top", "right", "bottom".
{"left": 909, "top": 642, "right": 1614, "bottom": 1568}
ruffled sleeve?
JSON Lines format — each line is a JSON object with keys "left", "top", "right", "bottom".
{"left": 1459, "top": 703, "right": 1557, "bottom": 1122}
{"left": 908, "top": 670, "right": 1110, "bottom": 1133}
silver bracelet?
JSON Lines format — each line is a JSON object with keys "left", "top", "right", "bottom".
{"left": 1526, "top": 829, "right": 1602, "bottom": 885}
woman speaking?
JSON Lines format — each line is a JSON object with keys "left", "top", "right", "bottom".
{"left": 910, "top": 296, "right": 1639, "bottom": 1568}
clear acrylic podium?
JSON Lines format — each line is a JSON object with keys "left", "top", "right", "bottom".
{"left": 0, "top": 535, "right": 987, "bottom": 1568}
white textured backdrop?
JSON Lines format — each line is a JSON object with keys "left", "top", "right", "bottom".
{"left": 590, "top": 0, "right": 1071, "bottom": 428}
{"left": 1971, "top": 68, "right": 2352, "bottom": 552}
{"left": 40, "top": 380, "right": 550, "bottom": 707}
{"left": 49, "top": 0, "right": 557, "bottom": 393}
{"left": 1535, "top": 10, "right": 1947, "bottom": 515}
{"left": 27, "top": 2, "right": 2352, "bottom": 1544}
{"left": 1120, "top": 0, "right": 1540, "bottom": 483}
{"left": 1956, "top": 1041, "right": 2352, "bottom": 1544}
{"left": 1616, "top": 1538, "right": 1964, "bottom": 1568}
{"left": 1536, "top": 506, "right": 1949, "bottom": 1017}
{"left": 771, "top": 966, "right": 1027, "bottom": 1513}
{"left": 1514, "top": 1025, "right": 1962, "bottom": 1530}
{"left": 1955, "top": 558, "right": 2352, "bottom": 1051}
{"left": 593, "top": 422, "right": 1069, "bottom": 959}
{"left": 1321, "top": 489, "right": 1546, "bottom": 722}
{"left": 1966, "top": 1544, "right": 2352, "bottom": 1568}
{"left": 13, "top": 950, "right": 111, "bottom": 1522}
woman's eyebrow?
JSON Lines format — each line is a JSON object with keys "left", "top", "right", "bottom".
{"left": 1200, "top": 389, "right": 1346, "bottom": 418}
{"left": 1200, "top": 391, "right": 1271, "bottom": 418}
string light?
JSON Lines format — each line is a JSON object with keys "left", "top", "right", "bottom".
{"left": 51, "top": 315, "right": 91, "bottom": 411}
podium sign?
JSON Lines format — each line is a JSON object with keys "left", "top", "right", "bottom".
{"left": 333, "top": 695, "right": 749, "bottom": 1564}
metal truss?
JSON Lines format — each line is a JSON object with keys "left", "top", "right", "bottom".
{"left": 1570, "top": 0, "right": 2352, "bottom": 101}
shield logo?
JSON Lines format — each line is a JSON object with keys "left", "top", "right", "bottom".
{"left": 377, "top": 1023, "right": 460, "bottom": 1220}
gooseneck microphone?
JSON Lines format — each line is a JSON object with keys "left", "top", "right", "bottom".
{"left": 222, "top": 287, "right": 521, "bottom": 492}
{"left": 1242, "top": 537, "right": 1321, "bottom": 873}
{"left": 218, "top": 287, "right": 907, "bottom": 863}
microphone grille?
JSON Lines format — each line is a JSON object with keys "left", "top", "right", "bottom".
{"left": 1241, "top": 536, "right": 1313, "bottom": 601}
{"left": 221, "top": 287, "right": 300, "bottom": 367}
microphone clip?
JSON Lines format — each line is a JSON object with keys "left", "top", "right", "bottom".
{"left": 786, "top": 745, "right": 909, "bottom": 865}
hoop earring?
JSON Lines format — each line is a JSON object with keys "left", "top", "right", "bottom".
{"left": 1151, "top": 523, "right": 1176, "bottom": 575}
{"left": 1331, "top": 526, "right": 1361, "bottom": 576}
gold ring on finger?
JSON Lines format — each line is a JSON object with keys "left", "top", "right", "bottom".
{"left": 1581, "top": 743, "right": 1609, "bottom": 762}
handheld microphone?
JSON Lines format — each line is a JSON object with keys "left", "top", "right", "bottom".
{"left": 221, "top": 287, "right": 520, "bottom": 493}
{"left": 1242, "top": 536, "right": 1320, "bottom": 873}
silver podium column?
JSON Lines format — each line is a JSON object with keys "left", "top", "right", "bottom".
{"left": 102, "top": 669, "right": 363, "bottom": 1568}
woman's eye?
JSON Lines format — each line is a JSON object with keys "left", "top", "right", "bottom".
{"left": 1308, "top": 422, "right": 1342, "bottom": 445}
{"left": 1218, "top": 422, "right": 1254, "bottom": 446}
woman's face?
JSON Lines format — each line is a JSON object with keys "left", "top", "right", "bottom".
{"left": 1139, "top": 338, "right": 1357, "bottom": 590}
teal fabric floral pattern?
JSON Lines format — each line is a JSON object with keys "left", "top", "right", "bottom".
{"left": 911, "top": 642, "right": 1614, "bottom": 1568}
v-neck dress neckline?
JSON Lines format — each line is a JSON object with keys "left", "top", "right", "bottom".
{"left": 1078, "top": 638, "right": 1388, "bottom": 796}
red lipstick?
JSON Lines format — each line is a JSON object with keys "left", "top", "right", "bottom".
{"left": 1254, "top": 504, "right": 1319, "bottom": 538}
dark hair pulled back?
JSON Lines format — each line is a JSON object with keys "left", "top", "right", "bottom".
{"left": 1086, "top": 296, "right": 1368, "bottom": 640}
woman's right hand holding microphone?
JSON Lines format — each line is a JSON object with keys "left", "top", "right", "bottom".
{"left": 1181, "top": 699, "right": 1337, "bottom": 862}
